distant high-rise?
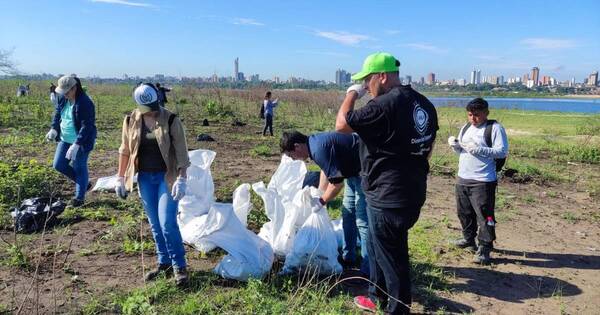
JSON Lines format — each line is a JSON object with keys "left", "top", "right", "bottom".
{"left": 335, "top": 69, "right": 351, "bottom": 85}
{"left": 531, "top": 67, "right": 540, "bottom": 86}
{"left": 234, "top": 57, "right": 239, "bottom": 81}
{"left": 476, "top": 70, "right": 481, "bottom": 85}
{"left": 427, "top": 73, "right": 436, "bottom": 85}
{"left": 419, "top": 77, "right": 425, "bottom": 85}
{"left": 588, "top": 71, "right": 598, "bottom": 86}
{"left": 522, "top": 73, "right": 529, "bottom": 84}
{"left": 405, "top": 75, "right": 412, "bottom": 85}
{"left": 498, "top": 75, "right": 504, "bottom": 85}
{"left": 470, "top": 70, "right": 477, "bottom": 85}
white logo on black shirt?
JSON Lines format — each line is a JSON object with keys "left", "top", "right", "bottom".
{"left": 413, "top": 102, "right": 429, "bottom": 135}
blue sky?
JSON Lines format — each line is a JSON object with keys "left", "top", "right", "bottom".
{"left": 1, "top": 0, "right": 599, "bottom": 81}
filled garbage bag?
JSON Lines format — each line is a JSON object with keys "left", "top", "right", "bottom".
{"left": 254, "top": 155, "right": 307, "bottom": 256}
{"left": 282, "top": 187, "right": 342, "bottom": 275}
{"left": 10, "top": 197, "right": 66, "bottom": 233}
{"left": 331, "top": 218, "right": 344, "bottom": 249}
{"left": 178, "top": 149, "right": 216, "bottom": 229}
{"left": 181, "top": 183, "right": 274, "bottom": 281}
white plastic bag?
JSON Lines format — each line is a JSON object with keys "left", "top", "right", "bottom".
{"left": 271, "top": 186, "right": 315, "bottom": 256}
{"left": 282, "top": 187, "right": 342, "bottom": 275}
{"left": 232, "top": 183, "right": 252, "bottom": 227}
{"left": 331, "top": 218, "right": 344, "bottom": 249}
{"left": 91, "top": 174, "right": 137, "bottom": 192}
{"left": 178, "top": 150, "right": 216, "bottom": 228}
{"left": 253, "top": 155, "right": 308, "bottom": 256}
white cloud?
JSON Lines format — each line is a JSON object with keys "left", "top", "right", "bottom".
{"left": 232, "top": 18, "right": 265, "bottom": 26}
{"left": 315, "top": 31, "right": 371, "bottom": 45}
{"left": 404, "top": 43, "right": 447, "bottom": 54}
{"left": 90, "top": 0, "right": 155, "bottom": 8}
{"left": 520, "top": 38, "right": 577, "bottom": 50}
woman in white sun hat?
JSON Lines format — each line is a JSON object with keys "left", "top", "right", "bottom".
{"left": 46, "top": 75, "right": 97, "bottom": 207}
{"left": 115, "top": 83, "right": 191, "bottom": 287}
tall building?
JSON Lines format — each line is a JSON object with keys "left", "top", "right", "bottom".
{"left": 531, "top": 67, "right": 540, "bottom": 86}
{"left": 427, "top": 73, "right": 436, "bottom": 85}
{"left": 234, "top": 57, "right": 239, "bottom": 81}
{"left": 419, "top": 77, "right": 425, "bottom": 85}
{"left": 589, "top": 71, "right": 598, "bottom": 86}
{"left": 335, "top": 69, "right": 351, "bottom": 85}
{"left": 470, "top": 70, "right": 477, "bottom": 85}
{"left": 405, "top": 75, "right": 412, "bottom": 85}
{"left": 273, "top": 76, "right": 280, "bottom": 84}
{"left": 522, "top": 73, "right": 529, "bottom": 84}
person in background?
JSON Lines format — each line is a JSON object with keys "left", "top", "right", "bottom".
{"left": 280, "top": 130, "right": 369, "bottom": 277}
{"left": 155, "top": 83, "right": 171, "bottom": 107}
{"left": 336, "top": 52, "right": 438, "bottom": 315}
{"left": 115, "top": 83, "right": 191, "bottom": 287}
{"left": 262, "top": 91, "right": 279, "bottom": 136}
{"left": 448, "top": 97, "right": 509, "bottom": 264}
{"left": 46, "top": 75, "right": 97, "bottom": 207}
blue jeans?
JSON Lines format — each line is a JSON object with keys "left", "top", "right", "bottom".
{"left": 138, "top": 171, "right": 186, "bottom": 269}
{"left": 341, "top": 176, "right": 369, "bottom": 275}
{"left": 53, "top": 141, "right": 90, "bottom": 201}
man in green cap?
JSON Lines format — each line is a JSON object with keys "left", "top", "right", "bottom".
{"left": 336, "top": 52, "right": 438, "bottom": 314}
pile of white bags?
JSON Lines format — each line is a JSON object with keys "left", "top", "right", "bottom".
{"left": 177, "top": 150, "right": 273, "bottom": 281}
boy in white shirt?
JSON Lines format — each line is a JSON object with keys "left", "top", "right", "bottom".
{"left": 448, "top": 98, "right": 508, "bottom": 264}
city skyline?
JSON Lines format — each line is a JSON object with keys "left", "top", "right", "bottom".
{"left": 1, "top": 1, "right": 599, "bottom": 81}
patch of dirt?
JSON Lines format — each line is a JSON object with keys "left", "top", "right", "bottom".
{"left": 1, "top": 120, "right": 599, "bottom": 314}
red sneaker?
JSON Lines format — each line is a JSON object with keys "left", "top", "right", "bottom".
{"left": 353, "top": 296, "right": 376, "bottom": 312}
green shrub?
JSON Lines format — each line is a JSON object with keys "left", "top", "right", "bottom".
{"left": 0, "top": 159, "right": 62, "bottom": 206}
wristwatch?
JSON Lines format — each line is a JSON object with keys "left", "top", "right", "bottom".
{"left": 319, "top": 197, "right": 326, "bottom": 205}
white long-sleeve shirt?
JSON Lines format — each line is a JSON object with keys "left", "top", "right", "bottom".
{"left": 453, "top": 121, "right": 509, "bottom": 182}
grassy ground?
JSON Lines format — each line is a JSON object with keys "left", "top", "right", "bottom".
{"left": 1, "top": 80, "right": 599, "bottom": 314}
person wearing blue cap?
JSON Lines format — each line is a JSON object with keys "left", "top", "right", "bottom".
{"left": 336, "top": 52, "right": 439, "bottom": 315}
{"left": 115, "top": 83, "right": 191, "bottom": 287}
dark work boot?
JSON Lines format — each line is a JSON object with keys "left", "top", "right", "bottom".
{"left": 473, "top": 246, "right": 492, "bottom": 264}
{"left": 144, "top": 264, "right": 173, "bottom": 282}
{"left": 174, "top": 267, "right": 189, "bottom": 288}
{"left": 70, "top": 198, "right": 85, "bottom": 208}
{"left": 450, "top": 238, "right": 477, "bottom": 252}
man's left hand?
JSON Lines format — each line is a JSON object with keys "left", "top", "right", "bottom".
{"left": 65, "top": 144, "right": 80, "bottom": 160}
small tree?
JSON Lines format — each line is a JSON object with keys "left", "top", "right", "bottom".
{"left": 0, "top": 49, "right": 18, "bottom": 75}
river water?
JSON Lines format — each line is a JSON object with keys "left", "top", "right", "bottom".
{"left": 429, "top": 97, "right": 600, "bottom": 114}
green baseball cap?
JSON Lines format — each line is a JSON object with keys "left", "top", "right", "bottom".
{"left": 351, "top": 52, "right": 401, "bottom": 81}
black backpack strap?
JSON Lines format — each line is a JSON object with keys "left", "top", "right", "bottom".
{"left": 459, "top": 123, "right": 469, "bottom": 141}
{"left": 484, "top": 120, "right": 497, "bottom": 147}
{"left": 168, "top": 113, "right": 176, "bottom": 128}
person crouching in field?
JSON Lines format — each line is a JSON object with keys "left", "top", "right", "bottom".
{"left": 115, "top": 83, "right": 191, "bottom": 287}
{"left": 280, "top": 130, "right": 370, "bottom": 277}
{"left": 262, "top": 91, "right": 279, "bottom": 136}
{"left": 448, "top": 97, "right": 508, "bottom": 264}
{"left": 46, "top": 75, "right": 97, "bottom": 207}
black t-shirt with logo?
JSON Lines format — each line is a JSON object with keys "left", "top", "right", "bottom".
{"left": 346, "top": 85, "right": 438, "bottom": 209}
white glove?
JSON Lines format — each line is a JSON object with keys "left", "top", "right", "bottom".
{"left": 65, "top": 143, "right": 80, "bottom": 160}
{"left": 115, "top": 176, "right": 128, "bottom": 199}
{"left": 463, "top": 142, "right": 480, "bottom": 155}
{"left": 45, "top": 129, "right": 57, "bottom": 142}
{"left": 310, "top": 197, "right": 325, "bottom": 213}
{"left": 447, "top": 136, "right": 461, "bottom": 149}
{"left": 346, "top": 84, "right": 367, "bottom": 99}
{"left": 171, "top": 177, "right": 187, "bottom": 201}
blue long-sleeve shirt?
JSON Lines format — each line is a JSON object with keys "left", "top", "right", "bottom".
{"left": 263, "top": 99, "right": 278, "bottom": 116}
{"left": 453, "top": 121, "right": 508, "bottom": 182}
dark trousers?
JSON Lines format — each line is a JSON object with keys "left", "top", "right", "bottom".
{"left": 455, "top": 182, "right": 497, "bottom": 248}
{"left": 262, "top": 114, "right": 273, "bottom": 136}
{"left": 367, "top": 205, "right": 420, "bottom": 315}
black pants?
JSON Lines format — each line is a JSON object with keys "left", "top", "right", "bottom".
{"left": 367, "top": 205, "right": 420, "bottom": 315}
{"left": 262, "top": 114, "right": 273, "bottom": 136}
{"left": 455, "top": 182, "right": 497, "bottom": 248}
